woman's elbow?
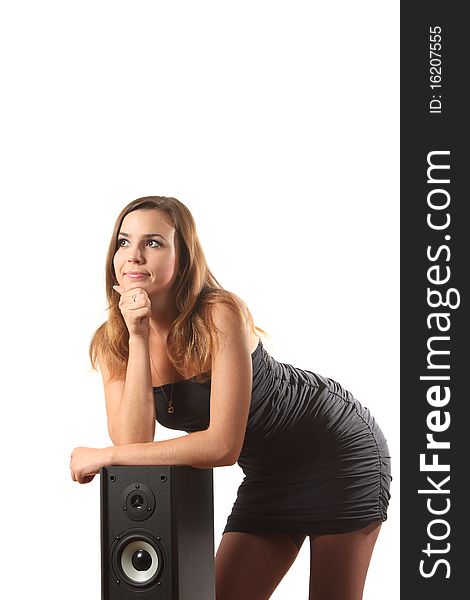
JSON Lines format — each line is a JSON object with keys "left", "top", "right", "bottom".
{"left": 217, "top": 455, "right": 238, "bottom": 467}
{"left": 205, "top": 429, "right": 242, "bottom": 467}
{"left": 108, "top": 424, "right": 119, "bottom": 446}
{"left": 215, "top": 443, "right": 241, "bottom": 467}
{"left": 108, "top": 426, "right": 155, "bottom": 446}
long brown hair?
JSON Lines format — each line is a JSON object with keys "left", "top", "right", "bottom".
{"left": 89, "top": 196, "right": 266, "bottom": 382}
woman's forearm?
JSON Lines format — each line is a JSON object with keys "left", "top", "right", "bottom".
{"left": 70, "top": 429, "right": 235, "bottom": 484}
{"left": 109, "top": 428, "right": 237, "bottom": 470}
{"left": 111, "top": 336, "right": 156, "bottom": 445}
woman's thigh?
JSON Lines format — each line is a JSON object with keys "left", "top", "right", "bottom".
{"left": 215, "top": 532, "right": 301, "bottom": 600}
{"left": 308, "top": 520, "right": 382, "bottom": 600}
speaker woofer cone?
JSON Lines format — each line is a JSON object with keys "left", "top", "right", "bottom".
{"left": 112, "top": 532, "right": 164, "bottom": 589}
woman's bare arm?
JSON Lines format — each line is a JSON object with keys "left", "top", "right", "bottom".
{"left": 100, "top": 335, "right": 155, "bottom": 445}
{"left": 101, "top": 286, "right": 155, "bottom": 445}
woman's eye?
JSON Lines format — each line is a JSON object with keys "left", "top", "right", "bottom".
{"left": 116, "top": 238, "right": 161, "bottom": 249}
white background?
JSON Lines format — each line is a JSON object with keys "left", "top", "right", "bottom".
{"left": 0, "top": 1, "right": 399, "bottom": 598}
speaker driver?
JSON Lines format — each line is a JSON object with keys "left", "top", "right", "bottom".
{"left": 113, "top": 532, "right": 164, "bottom": 589}
{"left": 121, "top": 483, "right": 155, "bottom": 521}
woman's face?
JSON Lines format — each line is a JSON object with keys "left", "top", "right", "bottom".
{"left": 113, "top": 209, "right": 180, "bottom": 296}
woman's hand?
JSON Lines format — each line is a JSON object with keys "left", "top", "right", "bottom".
{"left": 113, "top": 285, "right": 151, "bottom": 339}
{"left": 70, "top": 446, "right": 113, "bottom": 484}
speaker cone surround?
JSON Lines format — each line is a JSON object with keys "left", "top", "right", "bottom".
{"left": 112, "top": 532, "right": 164, "bottom": 589}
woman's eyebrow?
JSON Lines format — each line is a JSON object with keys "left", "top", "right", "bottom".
{"left": 119, "top": 231, "right": 167, "bottom": 241}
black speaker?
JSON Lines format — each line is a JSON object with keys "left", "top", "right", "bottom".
{"left": 100, "top": 465, "right": 215, "bottom": 599}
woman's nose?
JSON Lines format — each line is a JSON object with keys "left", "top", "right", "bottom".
{"left": 128, "top": 251, "right": 143, "bottom": 263}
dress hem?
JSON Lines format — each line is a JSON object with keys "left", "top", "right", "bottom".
{"left": 223, "top": 515, "right": 387, "bottom": 537}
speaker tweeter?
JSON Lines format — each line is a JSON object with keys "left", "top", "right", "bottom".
{"left": 121, "top": 482, "right": 155, "bottom": 521}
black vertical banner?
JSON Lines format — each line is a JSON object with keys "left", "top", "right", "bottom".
{"left": 401, "top": 3, "right": 468, "bottom": 598}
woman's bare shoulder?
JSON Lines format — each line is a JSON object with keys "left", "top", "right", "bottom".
{"left": 210, "top": 292, "right": 259, "bottom": 353}
{"left": 209, "top": 291, "right": 249, "bottom": 325}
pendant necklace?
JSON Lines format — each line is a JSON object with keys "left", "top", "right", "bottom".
{"left": 149, "top": 353, "right": 175, "bottom": 414}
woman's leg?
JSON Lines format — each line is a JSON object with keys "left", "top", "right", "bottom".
{"left": 215, "top": 532, "right": 302, "bottom": 600}
{"left": 308, "top": 521, "right": 382, "bottom": 600}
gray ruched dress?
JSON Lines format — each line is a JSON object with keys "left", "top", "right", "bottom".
{"left": 154, "top": 339, "right": 392, "bottom": 535}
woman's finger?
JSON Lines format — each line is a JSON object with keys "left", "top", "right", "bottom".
{"left": 119, "top": 295, "right": 151, "bottom": 312}
{"left": 79, "top": 474, "right": 96, "bottom": 484}
{"left": 117, "top": 288, "right": 150, "bottom": 305}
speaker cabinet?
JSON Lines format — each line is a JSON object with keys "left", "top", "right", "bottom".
{"left": 100, "top": 465, "right": 215, "bottom": 599}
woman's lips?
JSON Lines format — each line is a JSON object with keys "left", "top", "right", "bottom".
{"left": 125, "top": 271, "right": 149, "bottom": 279}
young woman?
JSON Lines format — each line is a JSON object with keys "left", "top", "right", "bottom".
{"left": 70, "top": 196, "right": 392, "bottom": 599}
